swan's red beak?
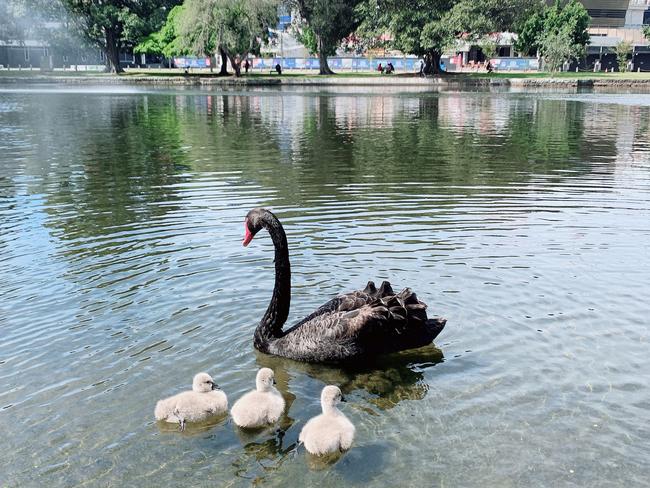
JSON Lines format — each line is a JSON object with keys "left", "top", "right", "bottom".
{"left": 243, "top": 222, "right": 254, "bottom": 247}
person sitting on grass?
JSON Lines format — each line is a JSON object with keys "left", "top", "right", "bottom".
{"left": 275, "top": 63, "right": 282, "bottom": 75}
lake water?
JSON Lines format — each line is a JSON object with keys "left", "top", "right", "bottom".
{"left": 1, "top": 85, "right": 649, "bottom": 487}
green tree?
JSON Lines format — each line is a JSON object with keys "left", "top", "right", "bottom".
{"left": 478, "top": 37, "right": 498, "bottom": 61}
{"left": 292, "top": 0, "right": 362, "bottom": 75}
{"left": 356, "top": 0, "right": 536, "bottom": 75}
{"left": 174, "top": 0, "right": 277, "bottom": 77}
{"left": 137, "top": 0, "right": 277, "bottom": 76}
{"left": 356, "top": 0, "right": 450, "bottom": 75}
{"left": 515, "top": 5, "right": 547, "bottom": 56}
{"left": 643, "top": 25, "right": 650, "bottom": 42}
{"left": 134, "top": 5, "right": 187, "bottom": 62}
{"left": 218, "top": 0, "right": 278, "bottom": 76}
{"left": 58, "top": 0, "right": 181, "bottom": 73}
{"left": 515, "top": 0, "right": 589, "bottom": 58}
{"left": 615, "top": 40, "right": 632, "bottom": 72}
{"left": 539, "top": 24, "right": 584, "bottom": 71}
{"left": 293, "top": 24, "right": 319, "bottom": 55}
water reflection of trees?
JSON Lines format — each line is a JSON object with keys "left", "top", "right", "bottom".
{"left": 35, "top": 94, "right": 190, "bottom": 244}
{"left": 26, "top": 89, "right": 649, "bottom": 248}
{"left": 180, "top": 92, "right": 609, "bottom": 194}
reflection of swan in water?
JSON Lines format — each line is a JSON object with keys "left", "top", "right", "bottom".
{"left": 255, "top": 344, "right": 444, "bottom": 411}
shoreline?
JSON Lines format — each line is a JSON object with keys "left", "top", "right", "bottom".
{"left": 2, "top": 74, "right": 650, "bottom": 90}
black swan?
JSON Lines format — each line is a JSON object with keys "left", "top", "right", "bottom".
{"left": 242, "top": 208, "right": 446, "bottom": 363}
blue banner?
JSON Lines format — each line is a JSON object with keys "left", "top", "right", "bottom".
{"left": 173, "top": 57, "right": 211, "bottom": 68}
{"left": 494, "top": 58, "right": 539, "bottom": 71}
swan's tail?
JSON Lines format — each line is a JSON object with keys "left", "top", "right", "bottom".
{"left": 361, "top": 281, "right": 446, "bottom": 348}
{"left": 425, "top": 317, "right": 447, "bottom": 339}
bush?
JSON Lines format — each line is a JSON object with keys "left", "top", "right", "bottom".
{"left": 615, "top": 41, "right": 632, "bottom": 72}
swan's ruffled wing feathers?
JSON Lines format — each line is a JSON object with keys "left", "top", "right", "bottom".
{"left": 287, "top": 280, "right": 395, "bottom": 331}
{"left": 290, "top": 295, "right": 345, "bottom": 328}
{"left": 271, "top": 281, "right": 446, "bottom": 362}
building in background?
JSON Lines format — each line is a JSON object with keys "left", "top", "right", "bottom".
{"left": 581, "top": 0, "right": 650, "bottom": 70}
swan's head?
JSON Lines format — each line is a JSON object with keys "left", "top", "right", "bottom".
{"left": 192, "top": 372, "right": 219, "bottom": 393}
{"left": 321, "top": 385, "right": 345, "bottom": 410}
{"left": 243, "top": 208, "right": 273, "bottom": 247}
{"left": 255, "top": 367, "right": 276, "bottom": 392}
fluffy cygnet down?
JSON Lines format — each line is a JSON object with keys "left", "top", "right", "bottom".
{"left": 154, "top": 372, "right": 228, "bottom": 430}
{"left": 231, "top": 368, "right": 285, "bottom": 428}
{"left": 299, "top": 385, "right": 355, "bottom": 456}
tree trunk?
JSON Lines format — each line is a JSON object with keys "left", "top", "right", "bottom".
{"left": 219, "top": 47, "right": 229, "bottom": 76}
{"left": 317, "top": 37, "right": 334, "bottom": 75}
{"left": 228, "top": 53, "right": 242, "bottom": 77}
{"left": 431, "top": 51, "right": 442, "bottom": 75}
{"left": 423, "top": 51, "right": 442, "bottom": 76}
{"left": 105, "top": 28, "right": 123, "bottom": 74}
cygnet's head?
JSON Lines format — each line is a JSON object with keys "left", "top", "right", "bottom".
{"left": 193, "top": 372, "right": 219, "bottom": 393}
{"left": 321, "top": 385, "right": 345, "bottom": 410}
{"left": 255, "top": 368, "right": 276, "bottom": 392}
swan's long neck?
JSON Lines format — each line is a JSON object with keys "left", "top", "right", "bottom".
{"left": 254, "top": 212, "right": 291, "bottom": 349}
{"left": 322, "top": 403, "right": 339, "bottom": 416}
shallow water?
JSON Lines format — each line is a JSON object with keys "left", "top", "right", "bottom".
{"left": 1, "top": 85, "right": 649, "bottom": 487}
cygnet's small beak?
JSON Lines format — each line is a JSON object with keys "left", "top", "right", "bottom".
{"left": 211, "top": 382, "right": 219, "bottom": 390}
{"left": 340, "top": 396, "right": 347, "bottom": 402}
{"left": 273, "top": 379, "right": 277, "bottom": 385}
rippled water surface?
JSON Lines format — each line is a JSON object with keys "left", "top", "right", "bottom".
{"left": 1, "top": 85, "right": 650, "bottom": 487}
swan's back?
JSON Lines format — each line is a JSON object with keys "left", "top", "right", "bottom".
{"left": 155, "top": 390, "right": 228, "bottom": 424}
{"left": 269, "top": 281, "right": 446, "bottom": 362}
{"left": 231, "top": 389, "right": 285, "bottom": 428}
{"left": 299, "top": 412, "right": 355, "bottom": 455}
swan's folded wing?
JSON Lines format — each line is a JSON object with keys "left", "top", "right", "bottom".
{"left": 290, "top": 280, "right": 394, "bottom": 330}
{"left": 272, "top": 281, "right": 446, "bottom": 361}
{"left": 291, "top": 296, "right": 345, "bottom": 329}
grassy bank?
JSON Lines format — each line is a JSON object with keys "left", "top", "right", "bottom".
{"left": 2, "top": 68, "right": 650, "bottom": 90}
{"left": 2, "top": 67, "right": 650, "bottom": 80}
{"left": 468, "top": 71, "right": 650, "bottom": 80}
